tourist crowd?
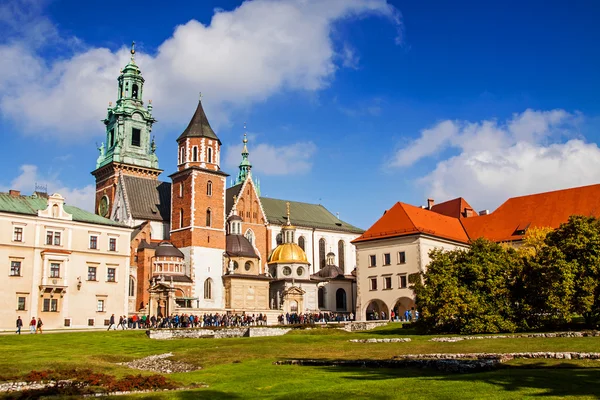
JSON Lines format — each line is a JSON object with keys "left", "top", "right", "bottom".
{"left": 110, "top": 312, "right": 270, "bottom": 329}
{"left": 277, "top": 312, "right": 354, "bottom": 325}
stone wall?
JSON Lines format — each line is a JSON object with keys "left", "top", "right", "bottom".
{"left": 341, "top": 321, "right": 389, "bottom": 332}
{"left": 147, "top": 326, "right": 291, "bottom": 340}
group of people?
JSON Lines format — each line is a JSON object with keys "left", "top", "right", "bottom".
{"left": 368, "top": 308, "right": 419, "bottom": 322}
{"left": 15, "top": 316, "right": 43, "bottom": 334}
{"left": 277, "top": 312, "right": 354, "bottom": 325}
{"left": 104, "top": 312, "right": 270, "bottom": 330}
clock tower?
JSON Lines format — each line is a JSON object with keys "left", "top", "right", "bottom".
{"left": 91, "top": 42, "right": 162, "bottom": 218}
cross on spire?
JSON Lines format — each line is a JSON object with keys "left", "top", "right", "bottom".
{"left": 130, "top": 41, "right": 135, "bottom": 62}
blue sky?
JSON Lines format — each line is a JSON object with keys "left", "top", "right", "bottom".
{"left": 1, "top": 0, "right": 600, "bottom": 229}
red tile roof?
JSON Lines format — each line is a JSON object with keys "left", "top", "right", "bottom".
{"left": 352, "top": 202, "right": 470, "bottom": 244}
{"left": 431, "top": 197, "right": 475, "bottom": 219}
{"left": 355, "top": 184, "right": 600, "bottom": 245}
{"left": 462, "top": 184, "right": 600, "bottom": 242}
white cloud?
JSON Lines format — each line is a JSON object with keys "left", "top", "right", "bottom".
{"left": 0, "top": 165, "right": 95, "bottom": 212}
{"left": 225, "top": 140, "right": 317, "bottom": 176}
{"left": 0, "top": 0, "right": 401, "bottom": 139}
{"left": 390, "top": 109, "right": 600, "bottom": 211}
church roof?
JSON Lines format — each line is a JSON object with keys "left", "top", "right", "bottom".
{"left": 0, "top": 192, "right": 126, "bottom": 227}
{"left": 226, "top": 184, "right": 243, "bottom": 218}
{"left": 122, "top": 176, "right": 171, "bottom": 222}
{"left": 311, "top": 264, "right": 348, "bottom": 280}
{"left": 461, "top": 183, "right": 600, "bottom": 242}
{"left": 259, "top": 197, "right": 364, "bottom": 234}
{"left": 177, "top": 100, "right": 221, "bottom": 144}
{"left": 352, "top": 202, "right": 470, "bottom": 244}
{"left": 226, "top": 234, "right": 259, "bottom": 258}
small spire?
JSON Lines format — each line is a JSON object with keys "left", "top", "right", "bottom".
{"left": 286, "top": 201, "right": 291, "bottom": 226}
{"left": 130, "top": 41, "right": 136, "bottom": 62}
{"left": 199, "top": 92, "right": 203, "bottom": 102}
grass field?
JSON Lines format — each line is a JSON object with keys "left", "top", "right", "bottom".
{"left": 2, "top": 324, "right": 600, "bottom": 399}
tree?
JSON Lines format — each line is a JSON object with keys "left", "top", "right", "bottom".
{"left": 546, "top": 216, "right": 600, "bottom": 328}
{"left": 413, "top": 239, "right": 521, "bottom": 334}
{"left": 518, "top": 226, "right": 554, "bottom": 258}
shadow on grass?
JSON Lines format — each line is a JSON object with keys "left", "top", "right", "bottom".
{"left": 355, "top": 323, "right": 419, "bottom": 336}
{"left": 277, "top": 360, "right": 600, "bottom": 398}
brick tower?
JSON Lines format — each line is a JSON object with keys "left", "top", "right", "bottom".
{"left": 170, "top": 99, "right": 228, "bottom": 309}
{"left": 91, "top": 42, "right": 161, "bottom": 219}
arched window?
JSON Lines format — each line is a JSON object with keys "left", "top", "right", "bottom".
{"left": 318, "top": 287, "right": 325, "bottom": 309}
{"left": 206, "top": 208, "right": 212, "bottom": 227}
{"left": 129, "top": 276, "right": 135, "bottom": 297}
{"left": 245, "top": 229, "right": 254, "bottom": 246}
{"left": 204, "top": 278, "right": 212, "bottom": 299}
{"left": 338, "top": 240, "right": 345, "bottom": 271}
{"left": 319, "top": 238, "right": 326, "bottom": 269}
{"left": 109, "top": 128, "right": 114, "bottom": 147}
{"left": 179, "top": 209, "right": 184, "bottom": 228}
{"left": 192, "top": 146, "right": 198, "bottom": 162}
{"left": 276, "top": 233, "right": 283, "bottom": 245}
{"left": 179, "top": 147, "right": 185, "bottom": 164}
{"left": 132, "top": 84, "right": 139, "bottom": 99}
{"left": 207, "top": 181, "right": 212, "bottom": 196}
{"left": 207, "top": 147, "right": 213, "bottom": 163}
{"left": 336, "top": 288, "right": 347, "bottom": 311}
{"left": 298, "top": 236, "right": 305, "bottom": 251}
{"left": 52, "top": 204, "right": 59, "bottom": 218}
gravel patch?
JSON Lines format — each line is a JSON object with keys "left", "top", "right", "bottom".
{"left": 349, "top": 338, "right": 411, "bottom": 343}
{"left": 118, "top": 353, "right": 200, "bottom": 374}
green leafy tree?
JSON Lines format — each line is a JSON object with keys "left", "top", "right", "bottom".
{"left": 546, "top": 215, "right": 600, "bottom": 328}
{"left": 413, "top": 239, "right": 521, "bottom": 334}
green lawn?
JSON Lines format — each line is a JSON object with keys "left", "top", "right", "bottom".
{"left": 2, "top": 324, "right": 600, "bottom": 399}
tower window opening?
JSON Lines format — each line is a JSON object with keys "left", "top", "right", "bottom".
{"left": 208, "top": 147, "right": 213, "bottom": 163}
{"left": 207, "top": 181, "right": 212, "bottom": 196}
{"left": 179, "top": 209, "right": 184, "bottom": 229}
{"left": 109, "top": 128, "right": 115, "bottom": 147}
{"left": 192, "top": 146, "right": 198, "bottom": 162}
{"left": 179, "top": 147, "right": 185, "bottom": 164}
{"left": 206, "top": 208, "right": 212, "bottom": 227}
{"left": 131, "top": 128, "right": 141, "bottom": 147}
{"left": 132, "top": 84, "right": 139, "bottom": 99}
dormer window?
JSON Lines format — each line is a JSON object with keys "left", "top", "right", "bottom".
{"left": 52, "top": 204, "right": 59, "bottom": 218}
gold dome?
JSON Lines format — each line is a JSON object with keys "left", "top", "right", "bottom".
{"left": 268, "top": 243, "right": 309, "bottom": 265}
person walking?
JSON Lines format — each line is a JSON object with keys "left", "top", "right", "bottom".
{"left": 16, "top": 316, "right": 23, "bottom": 334}
{"left": 36, "top": 317, "right": 43, "bottom": 334}
{"left": 107, "top": 314, "right": 116, "bottom": 331}
{"left": 29, "top": 317, "right": 36, "bottom": 334}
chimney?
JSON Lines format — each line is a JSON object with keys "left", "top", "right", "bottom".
{"left": 479, "top": 209, "right": 490, "bottom": 216}
{"left": 9, "top": 190, "right": 20, "bottom": 197}
{"left": 427, "top": 198, "right": 435, "bottom": 209}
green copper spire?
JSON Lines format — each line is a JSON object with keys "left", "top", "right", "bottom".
{"left": 95, "top": 41, "right": 159, "bottom": 171}
{"left": 233, "top": 125, "right": 260, "bottom": 195}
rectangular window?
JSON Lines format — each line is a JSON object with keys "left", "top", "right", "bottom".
{"left": 369, "top": 277, "right": 378, "bottom": 291}
{"left": 10, "top": 261, "right": 21, "bottom": 276}
{"left": 17, "top": 297, "right": 26, "bottom": 311}
{"left": 107, "top": 267, "right": 116, "bottom": 282}
{"left": 97, "top": 299, "right": 105, "bottom": 312}
{"left": 43, "top": 298, "right": 58, "bottom": 312}
{"left": 369, "top": 255, "right": 377, "bottom": 267}
{"left": 399, "top": 274, "right": 408, "bottom": 289}
{"left": 50, "top": 263, "right": 60, "bottom": 278}
{"left": 104, "top": 319, "right": 110, "bottom": 326}
{"left": 46, "top": 231, "right": 61, "bottom": 246}
{"left": 398, "top": 251, "right": 406, "bottom": 264}
{"left": 89, "top": 235, "right": 98, "bottom": 249}
{"left": 88, "top": 266, "right": 97, "bottom": 281}
{"left": 13, "top": 227, "right": 23, "bottom": 242}
{"left": 131, "top": 128, "right": 141, "bottom": 147}
{"left": 88, "top": 319, "right": 95, "bottom": 326}
{"left": 64, "top": 319, "right": 71, "bottom": 327}
{"left": 383, "top": 276, "right": 392, "bottom": 290}
{"left": 109, "top": 238, "right": 117, "bottom": 252}
{"left": 179, "top": 183, "right": 184, "bottom": 198}
{"left": 383, "top": 253, "right": 391, "bottom": 265}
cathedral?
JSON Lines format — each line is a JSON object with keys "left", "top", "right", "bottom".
{"left": 92, "top": 45, "right": 363, "bottom": 319}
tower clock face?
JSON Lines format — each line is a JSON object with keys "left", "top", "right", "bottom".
{"left": 98, "top": 196, "right": 110, "bottom": 218}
